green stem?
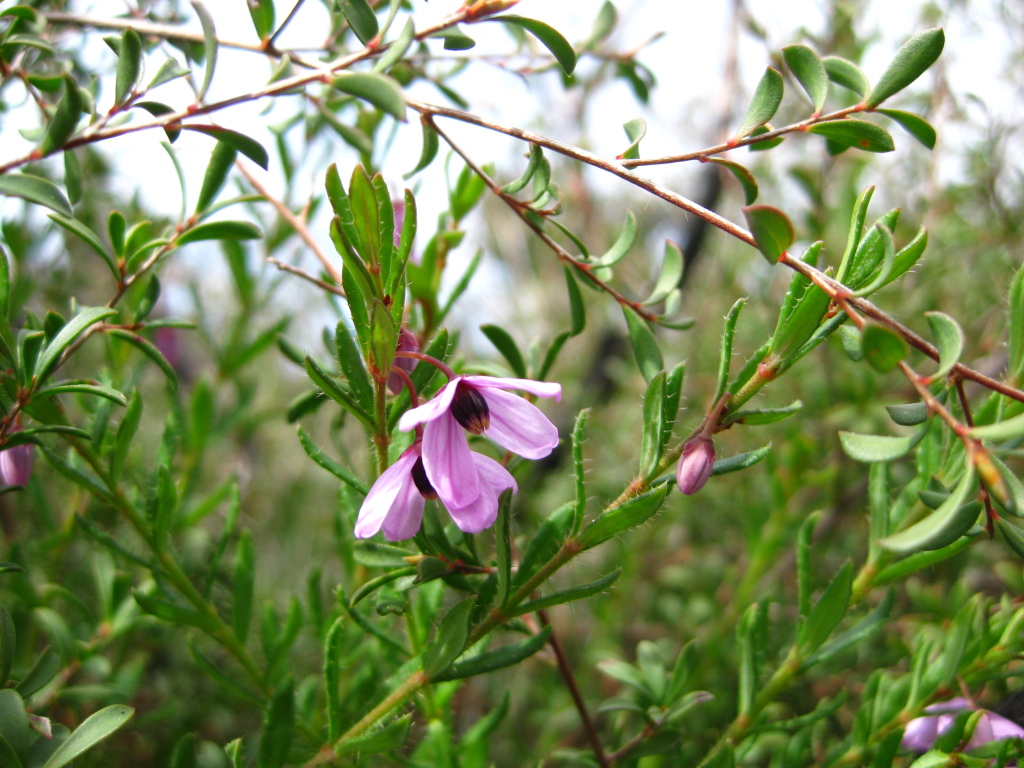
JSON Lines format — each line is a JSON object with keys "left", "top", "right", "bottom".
{"left": 337, "top": 670, "right": 428, "bottom": 744}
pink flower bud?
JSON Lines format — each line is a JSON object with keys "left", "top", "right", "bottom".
{"left": 0, "top": 439, "right": 34, "bottom": 488}
{"left": 387, "top": 328, "right": 420, "bottom": 395}
{"left": 676, "top": 435, "right": 715, "bottom": 495}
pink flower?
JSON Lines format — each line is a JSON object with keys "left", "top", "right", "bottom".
{"left": 0, "top": 441, "right": 34, "bottom": 488}
{"left": 676, "top": 435, "right": 715, "bottom": 495}
{"left": 387, "top": 328, "right": 420, "bottom": 395}
{"left": 354, "top": 441, "right": 518, "bottom": 541}
{"left": 901, "top": 697, "right": 1024, "bottom": 752}
{"left": 397, "top": 376, "right": 560, "bottom": 510}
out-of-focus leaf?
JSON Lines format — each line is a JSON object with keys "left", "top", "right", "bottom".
{"left": 643, "top": 240, "right": 684, "bottom": 305}
{"left": 564, "top": 267, "right": 585, "bottom": 336}
{"left": 860, "top": 322, "right": 909, "bottom": 373}
{"left": 619, "top": 118, "right": 646, "bottom": 160}
{"left": 798, "top": 561, "right": 852, "bottom": 652}
{"left": 839, "top": 428, "right": 926, "bottom": 462}
{"left": 39, "top": 704, "right": 134, "bottom": 768}
{"left": 877, "top": 109, "right": 936, "bottom": 149}
{"left": 339, "top": 0, "right": 379, "bottom": 45}
{"left": 405, "top": 117, "right": 439, "bottom": 179}
{"left": 191, "top": 1, "right": 217, "bottom": 102}
{"left": 258, "top": 677, "right": 294, "bottom": 768}
{"left": 594, "top": 210, "right": 637, "bottom": 267}
{"left": 114, "top": 29, "right": 143, "bottom": 105}
{"left": 332, "top": 72, "right": 406, "bottom": 121}
{"left": 424, "top": 599, "right": 473, "bottom": 676}
{"left": 372, "top": 18, "right": 415, "bottom": 74}
{"left": 480, "top": 324, "right": 527, "bottom": 378}
{"left": 335, "top": 714, "right": 412, "bottom": 755}
{"left": 923, "top": 311, "right": 963, "bottom": 383}
{"left": 742, "top": 204, "right": 794, "bottom": 263}
{"left": 182, "top": 126, "right": 269, "bottom": 170}
{"left": 177, "top": 220, "right": 261, "bottom": 244}
{"left": 492, "top": 15, "right": 577, "bottom": 76}
{"left": 822, "top": 55, "right": 870, "bottom": 96}
{"left": 247, "top": 0, "right": 275, "bottom": 39}
{"left": 147, "top": 58, "right": 191, "bottom": 90}
{"left": 0, "top": 174, "right": 72, "bottom": 217}
{"left": 783, "top": 44, "right": 828, "bottom": 113}
{"left": 886, "top": 402, "right": 928, "bottom": 426}
{"left": 107, "top": 329, "right": 179, "bottom": 391}
{"left": 622, "top": 306, "right": 663, "bottom": 383}
{"left": 194, "top": 141, "right": 237, "bottom": 212}
{"left": 735, "top": 67, "right": 783, "bottom": 139}
{"left": 38, "top": 74, "right": 83, "bottom": 155}
{"left": 865, "top": 28, "right": 945, "bottom": 108}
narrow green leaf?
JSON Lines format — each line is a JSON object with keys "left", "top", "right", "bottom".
{"left": 873, "top": 537, "right": 972, "bottom": 584}
{"left": 16, "top": 647, "right": 60, "bottom": 697}
{"left": 334, "top": 320, "right": 374, "bottom": 413}
{"left": 822, "top": 56, "right": 870, "bottom": 96}
{"left": 564, "top": 267, "right": 585, "bottom": 336}
{"left": 502, "top": 143, "right": 543, "bottom": 194}
{"left": 710, "top": 445, "right": 772, "bottom": 475}
{"left": 480, "top": 325, "right": 527, "bottom": 378}
{"left": 639, "top": 372, "right": 666, "bottom": 476}
{"left": 704, "top": 158, "right": 758, "bottom": 205}
{"left": 493, "top": 15, "right": 577, "bottom": 76}
{"left": 303, "top": 356, "right": 374, "bottom": 429}
{"left": 332, "top": 72, "right": 406, "bottom": 121}
{"left": 885, "top": 226, "right": 928, "bottom": 287}
{"left": 845, "top": 208, "right": 901, "bottom": 289}
{"left": 338, "top": 0, "right": 379, "bottom": 45}
{"left": 513, "top": 570, "right": 620, "bottom": 617}
{"left": 783, "top": 44, "right": 828, "bottom": 113}
{"left": 997, "top": 518, "right": 1024, "bottom": 561}
{"left": 880, "top": 464, "right": 979, "bottom": 553}
{"left": 191, "top": 1, "right": 218, "bottom": 103}
{"left": 177, "top": 220, "right": 261, "bottom": 244}
{"left": 838, "top": 427, "right": 926, "bottom": 462}
{"left": 495, "top": 490, "right": 512, "bottom": 608}
{"left": 594, "top": 210, "right": 637, "bottom": 266}
{"left": 258, "top": 677, "right": 294, "bottom": 768}
{"left": 38, "top": 74, "right": 83, "bottom": 155}
{"left": 335, "top": 714, "right": 412, "bottom": 755}
{"left": 923, "top": 311, "right": 963, "bottom": 383}
{"left": 231, "top": 530, "right": 255, "bottom": 643}
{"left": 742, "top": 204, "right": 794, "bottom": 263}
{"left": 0, "top": 607, "right": 14, "bottom": 687}
{"left": 877, "top": 108, "right": 936, "bottom": 149}
{"left": 432, "top": 625, "right": 552, "bottom": 682}
{"left": 861, "top": 321, "right": 909, "bottom": 373}
{"left": 714, "top": 299, "right": 745, "bottom": 404}
{"left": 806, "top": 589, "right": 894, "bottom": 666}
{"left": 40, "top": 704, "right": 134, "bottom": 768}
{"left": 850, "top": 223, "right": 896, "bottom": 298}
{"left": 433, "top": 26, "right": 476, "bottom": 51}
{"left": 797, "top": 512, "right": 819, "bottom": 620}
{"left": 352, "top": 539, "right": 414, "bottom": 568}
{"left": 746, "top": 124, "right": 784, "bottom": 151}
{"left": 835, "top": 185, "right": 876, "bottom": 284}
{"left": 885, "top": 402, "right": 928, "bottom": 427}
{"left": 36, "top": 306, "right": 117, "bottom": 380}
{"left": 571, "top": 409, "right": 590, "bottom": 535}
{"left": 735, "top": 67, "right": 784, "bottom": 139}
{"left": 424, "top": 599, "right": 474, "bottom": 677}
{"left": 865, "top": 28, "right": 944, "bottom": 108}
{"left": 147, "top": 58, "right": 191, "bottom": 90}
{"left": 247, "top": 0, "right": 275, "bottom": 39}
{"left": 48, "top": 214, "right": 118, "bottom": 279}
{"left": 372, "top": 17, "right": 415, "bottom": 74}
{"left": 644, "top": 240, "right": 685, "bottom": 304}
{"left": 725, "top": 401, "right": 802, "bottom": 427}
{"left": 619, "top": 118, "right": 646, "bottom": 160}
{"left": 808, "top": 119, "right": 895, "bottom": 153}
{"left": 110, "top": 390, "right": 142, "bottom": 482}
{"left": 798, "top": 561, "right": 853, "bottom": 652}
{"left": 967, "top": 410, "right": 1024, "bottom": 441}
{"left": 114, "top": 29, "right": 142, "bottom": 105}
{"left": 622, "top": 306, "right": 663, "bottom": 383}
{"left": 194, "top": 141, "right": 237, "bottom": 213}
{"left": 578, "top": 485, "right": 670, "bottom": 550}
{"left": 107, "top": 329, "right": 179, "bottom": 391}
{"left": 0, "top": 174, "right": 72, "bottom": 217}
{"left": 183, "top": 126, "right": 269, "bottom": 170}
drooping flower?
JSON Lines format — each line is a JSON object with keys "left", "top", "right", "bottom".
{"left": 354, "top": 440, "right": 518, "bottom": 541}
{"left": 387, "top": 328, "right": 420, "bottom": 395}
{"left": 901, "top": 697, "right": 1024, "bottom": 752}
{"left": 676, "top": 435, "right": 715, "bottom": 495}
{"left": 0, "top": 439, "right": 34, "bottom": 488}
{"left": 397, "top": 376, "right": 560, "bottom": 509}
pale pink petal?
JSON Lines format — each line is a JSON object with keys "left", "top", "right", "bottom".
{"left": 471, "top": 452, "right": 518, "bottom": 496}
{"left": 901, "top": 714, "right": 941, "bottom": 752}
{"left": 423, "top": 412, "right": 479, "bottom": 508}
{"left": 446, "top": 479, "right": 499, "bottom": 533}
{"left": 463, "top": 375, "right": 561, "bottom": 402}
{"left": 354, "top": 449, "right": 419, "bottom": 539}
{"left": 969, "top": 712, "right": 1024, "bottom": 747}
{"left": 397, "top": 379, "right": 460, "bottom": 432}
{"left": 382, "top": 483, "right": 425, "bottom": 541}
{"left": 477, "top": 387, "right": 559, "bottom": 459}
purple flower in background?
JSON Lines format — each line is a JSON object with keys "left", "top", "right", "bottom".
{"left": 902, "top": 697, "right": 1024, "bottom": 752}
{"left": 398, "top": 376, "right": 560, "bottom": 509}
{"left": 0, "top": 437, "right": 34, "bottom": 488}
{"left": 676, "top": 435, "right": 715, "bottom": 495}
{"left": 387, "top": 328, "right": 420, "bottom": 395}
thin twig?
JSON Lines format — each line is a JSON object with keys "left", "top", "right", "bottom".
{"left": 267, "top": 258, "right": 345, "bottom": 296}
{"left": 268, "top": 0, "right": 308, "bottom": 48}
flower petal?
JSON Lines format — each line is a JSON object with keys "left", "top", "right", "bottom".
{"left": 423, "top": 411, "right": 479, "bottom": 508}
{"left": 354, "top": 449, "right": 419, "bottom": 539}
{"left": 477, "top": 387, "right": 560, "bottom": 459}
{"left": 972, "top": 711, "right": 1024, "bottom": 746}
{"left": 471, "top": 451, "right": 518, "bottom": 496}
{"left": 446, "top": 478, "right": 499, "bottom": 533}
{"left": 463, "top": 375, "right": 561, "bottom": 402}
{"left": 382, "top": 483, "right": 425, "bottom": 541}
{"left": 397, "top": 378, "right": 460, "bottom": 432}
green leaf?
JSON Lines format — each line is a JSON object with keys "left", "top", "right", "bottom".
{"left": 194, "top": 141, "right": 237, "bottom": 213}
{"left": 147, "top": 58, "right": 191, "bottom": 90}
{"left": 501, "top": 143, "right": 543, "bottom": 194}
{"left": 232, "top": 530, "right": 255, "bottom": 643}
{"left": 191, "top": 1, "right": 218, "bottom": 103}
{"left": 742, "top": 204, "right": 794, "bottom": 263}
{"left": 735, "top": 67, "right": 783, "bottom": 139}
{"left": 880, "top": 464, "right": 979, "bottom": 553}
{"left": 923, "top": 311, "right": 963, "bottom": 383}
{"left": 967, "top": 411, "right": 1024, "bottom": 441}
{"left": 38, "top": 74, "right": 83, "bottom": 155}
{"left": 493, "top": 16, "right": 577, "bottom": 76}
{"left": 372, "top": 17, "right": 415, "bottom": 74}
{"left": 861, "top": 321, "right": 909, "bottom": 373}
{"left": 247, "top": 0, "right": 275, "bottom": 39}
{"left": 799, "top": 561, "right": 853, "bottom": 652}
{"left": 182, "top": 126, "right": 269, "bottom": 170}
{"left": 806, "top": 589, "right": 894, "bottom": 666}
{"left": 822, "top": 56, "right": 870, "bottom": 96}
{"left": 746, "top": 124, "right": 784, "bottom": 151}
{"left": 643, "top": 240, "right": 685, "bottom": 305}
{"left": 369, "top": 298, "right": 397, "bottom": 376}
{"left": 886, "top": 226, "right": 928, "bottom": 287}
{"left": 177, "top": 220, "right": 261, "bottom": 244}
{"left": 564, "top": 267, "right": 585, "bottom": 336}
{"left": 578, "top": 485, "right": 670, "bottom": 550}
{"left": 0, "top": 173, "right": 72, "bottom": 217}
{"left": 0, "top": 607, "right": 14, "bottom": 687}
{"left": 845, "top": 208, "right": 901, "bottom": 289}
{"left": 335, "top": 714, "right": 412, "bottom": 755}
{"left": 873, "top": 537, "right": 972, "bottom": 584}
{"left": 334, "top": 320, "right": 373, "bottom": 413}
{"left": 514, "top": 502, "right": 574, "bottom": 587}
{"left": 303, "top": 356, "right": 374, "bottom": 429}
{"left": 480, "top": 325, "right": 527, "bottom": 378}
{"left": 339, "top": 0, "right": 379, "bottom": 45}
{"left": 16, "top": 646, "right": 60, "bottom": 697}
{"left": 725, "top": 401, "right": 802, "bottom": 427}
{"left": 495, "top": 490, "right": 513, "bottom": 608}
{"left": 258, "top": 677, "right": 294, "bottom": 768}
{"left": 47, "top": 214, "right": 118, "bottom": 279}
{"left": 36, "top": 306, "right": 117, "bottom": 380}
{"left": 838, "top": 428, "right": 926, "bottom": 462}
{"left": 114, "top": 29, "right": 143, "bottom": 105}
{"left": 877, "top": 108, "right": 936, "bottom": 149}
{"left": 710, "top": 445, "right": 772, "bottom": 475}
{"left": 433, "top": 25, "right": 476, "bottom": 51}
{"left": 513, "top": 570, "right": 620, "bottom": 617}
{"left": 424, "top": 599, "right": 474, "bottom": 677}
{"left": 619, "top": 118, "right": 646, "bottom": 160}
{"left": 622, "top": 306, "right": 663, "bottom": 383}
{"left": 808, "top": 119, "right": 894, "bottom": 152}
{"left": 704, "top": 158, "right": 757, "bottom": 205}
{"left": 40, "top": 704, "right": 134, "bottom": 768}
{"left": 433, "top": 625, "right": 552, "bottom": 682}
{"left": 639, "top": 372, "right": 666, "bottom": 477}
{"left": 107, "top": 329, "right": 179, "bottom": 391}
{"left": 849, "top": 223, "right": 896, "bottom": 298}
{"left": 332, "top": 72, "right": 406, "bottom": 121}
{"left": 352, "top": 539, "right": 414, "bottom": 568}
{"left": 886, "top": 402, "right": 928, "bottom": 426}
{"left": 783, "top": 44, "right": 828, "bottom": 113}
{"left": 714, "top": 299, "right": 745, "bottom": 404}
{"left": 996, "top": 518, "right": 1024, "bottom": 561}
{"left": 865, "top": 28, "right": 944, "bottom": 108}
{"left": 110, "top": 390, "right": 142, "bottom": 482}
{"left": 594, "top": 210, "right": 637, "bottom": 267}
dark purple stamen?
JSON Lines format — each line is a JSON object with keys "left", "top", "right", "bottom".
{"left": 411, "top": 456, "right": 437, "bottom": 499}
{"left": 450, "top": 381, "right": 490, "bottom": 434}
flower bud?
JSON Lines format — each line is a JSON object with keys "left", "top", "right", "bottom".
{"left": 0, "top": 441, "right": 34, "bottom": 488}
{"left": 387, "top": 328, "right": 420, "bottom": 395}
{"left": 450, "top": 381, "right": 490, "bottom": 434}
{"left": 676, "top": 435, "right": 715, "bottom": 495}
